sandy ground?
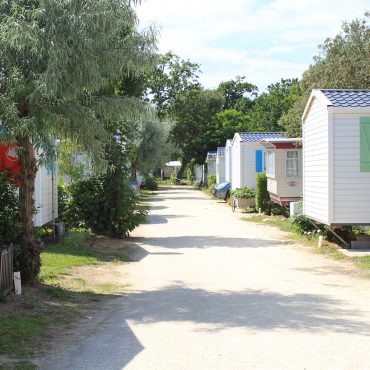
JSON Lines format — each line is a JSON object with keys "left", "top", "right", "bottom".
{"left": 37, "top": 186, "right": 370, "bottom": 370}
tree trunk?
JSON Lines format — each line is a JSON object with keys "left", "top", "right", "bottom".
{"left": 17, "top": 135, "right": 41, "bottom": 283}
{"left": 131, "top": 157, "right": 138, "bottom": 179}
{"left": 176, "top": 158, "right": 189, "bottom": 180}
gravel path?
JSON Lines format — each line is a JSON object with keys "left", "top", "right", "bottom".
{"left": 38, "top": 186, "right": 370, "bottom": 369}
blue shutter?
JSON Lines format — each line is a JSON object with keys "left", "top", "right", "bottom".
{"left": 256, "top": 150, "right": 263, "bottom": 173}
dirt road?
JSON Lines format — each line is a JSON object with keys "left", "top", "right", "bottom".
{"left": 38, "top": 186, "right": 370, "bottom": 369}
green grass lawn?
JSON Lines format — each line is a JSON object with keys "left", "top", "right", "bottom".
{"left": 0, "top": 231, "right": 130, "bottom": 364}
{"left": 40, "top": 232, "right": 101, "bottom": 283}
{"left": 242, "top": 214, "right": 370, "bottom": 272}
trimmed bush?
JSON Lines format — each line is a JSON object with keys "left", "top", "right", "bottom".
{"left": 141, "top": 176, "right": 158, "bottom": 190}
{"left": 255, "top": 173, "right": 270, "bottom": 212}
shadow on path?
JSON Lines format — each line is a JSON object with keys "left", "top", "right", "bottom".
{"left": 123, "top": 283, "right": 370, "bottom": 335}
{"left": 130, "top": 235, "right": 291, "bottom": 249}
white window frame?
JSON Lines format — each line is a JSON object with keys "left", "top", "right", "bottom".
{"left": 265, "top": 149, "right": 275, "bottom": 177}
{"left": 286, "top": 150, "right": 299, "bottom": 178}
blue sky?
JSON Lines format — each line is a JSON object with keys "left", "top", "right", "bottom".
{"left": 136, "top": 0, "right": 368, "bottom": 92}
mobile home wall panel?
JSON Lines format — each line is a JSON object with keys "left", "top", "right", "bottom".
{"left": 303, "top": 97, "right": 329, "bottom": 224}
{"left": 332, "top": 114, "right": 370, "bottom": 224}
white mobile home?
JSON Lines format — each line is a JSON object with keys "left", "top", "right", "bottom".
{"left": 303, "top": 89, "right": 370, "bottom": 225}
{"left": 33, "top": 161, "right": 58, "bottom": 227}
{"left": 0, "top": 140, "right": 58, "bottom": 227}
{"left": 231, "top": 132, "right": 283, "bottom": 190}
{"left": 216, "top": 147, "right": 226, "bottom": 184}
{"left": 205, "top": 151, "right": 216, "bottom": 177}
{"left": 225, "top": 139, "right": 233, "bottom": 183}
{"left": 194, "top": 165, "right": 203, "bottom": 182}
{"left": 260, "top": 138, "right": 302, "bottom": 206}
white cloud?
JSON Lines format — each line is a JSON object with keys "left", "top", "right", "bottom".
{"left": 136, "top": 0, "right": 369, "bottom": 90}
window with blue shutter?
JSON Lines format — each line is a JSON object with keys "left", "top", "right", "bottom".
{"left": 256, "top": 150, "right": 263, "bottom": 173}
{"left": 360, "top": 117, "right": 370, "bottom": 172}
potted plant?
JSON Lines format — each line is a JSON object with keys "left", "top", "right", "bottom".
{"left": 231, "top": 187, "right": 256, "bottom": 211}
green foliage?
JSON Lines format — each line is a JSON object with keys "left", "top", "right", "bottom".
{"left": 231, "top": 187, "right": 255, "bottom": 199}
{"left": 207, "top": 174, "right": 217, "bottom": 190}
{"left": 141, "top": 176, "right": 158, "bottom": 191}
{"left": 58, "top": 141, "right": 91, "bottom": 182}
{"left": 247, "top": 78, "right": 301, "bottom": 132}
{"left": 290, "top": 214, "right": 318, "bottom": 237}
{"left": 279, "top": 14, "right": 370, "bottom": 136}
{"left": 0, "top": 172, "right": 21, "bottom": 245}
{"left": 255, "top": 173, "right": 270, "bottom": 211}
{"left": 0, "top": 0, "right": 157, "bottom": 281}
{"left": 147, "top": 52, "right": 201, "bottom": 117}
{"left": 127, "top": 118, "right": 173, "bottom": 177}
{"left": 61, "top": 141, "right": 147, "bottom": 238}
{"left": 216, "top": 76, "right": 257, "bottom": 111}
{"left": 212, "top": 109, "right": 252, "bottom": 145}
{"left": 57, "top": 182, "right": 69, "bottom": 224}
{"left": 171, "top": 89, "right": 224, "bottom": 167}
{"left": 63, "top": 176, "right": 145, "bottom": 238}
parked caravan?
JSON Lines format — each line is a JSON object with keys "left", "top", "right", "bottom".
{"left": 302, "top": 89, "right": 370, "bottom": 225}
{"left": 231, "top": 132, "right": 283, "bottom": 190}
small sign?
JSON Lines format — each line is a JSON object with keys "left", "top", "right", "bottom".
{"left": 287, "top": 181, "right": 297, "bottom": 187}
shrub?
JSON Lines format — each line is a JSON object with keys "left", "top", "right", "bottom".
{"left": 207, "top": 173, "right": 216, "bottom": 190}
{"left": 141, "top": 176, "right": 158, "bottom": 190}
{"left": 0, "top": 172, "right": 40, "bottom": 281}
{"left": 231, "top": 187, "right": 255, "bottom": 199}
{"left": 290, "top": 214, "right": 317, "bottom": 236}
{"left": 255, "top": 173, "right": 270, "bottom": 212}
{"left": 0, "top": 172, "right": 21, "bottom": 245}
{"left": 57, "top": 182, "right": 69, "bottom": 223}
{"left": 63, "top": 174, "right": 147, "bottom": 238}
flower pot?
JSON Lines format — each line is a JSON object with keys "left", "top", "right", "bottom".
{"left": 233, "top": 197, "right": 256, "bottom": 209}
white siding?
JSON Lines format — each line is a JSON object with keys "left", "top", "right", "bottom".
{"left": 303, "top": 97, "right": 329, "bottom": 224}
{"left": 207, "top": 162, "right": 216, "bottom": 175}
{"left": 231, "top": 138, "right": 241, "bottom": 189}
{"left": 332, "top": 113, "right": 370, "bottom": 224}
{"left": 225, "top": 140, "right": 232, "bottom": 182}
{"left": 195, "top": 165, "right": 203, "bottom": 181}
{"left": 267, "top": 178, "right": 278, "bottom": 195}
{"left": 240, "top": 143, "right": 264, "bottom": 189}
{"left": 33, "top": 162, "right": 58, "bottom": 227}
{"left": 275, "top": 149, "right": 302, "bottom": 198}
{"left": 216, "top": 155, "right": 225, "bottom": 184}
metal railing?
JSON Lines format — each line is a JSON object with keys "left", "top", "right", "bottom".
{"left": 0, "top": 245, "right": 13, "bottom": 296}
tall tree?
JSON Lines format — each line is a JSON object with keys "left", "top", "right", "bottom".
{"left": 0, "top": 0, "right": 157, "bottom": 281}
{"left": 147, "top": 52, "right": 201, "bottom": 117}
{"left": 212, "top": 109, "right": 252, "bottom": 145}
{"left": 217, "top": 76, "right": 258, "bottom": 111}
{"left": 280, "top": 14, "right": 370, "bottom": 136}
{"left": 247, "top": 78, "right": 301, "bottom": 132}
{"left": 171, "top": 89, "right": 224, "bottom": 176}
